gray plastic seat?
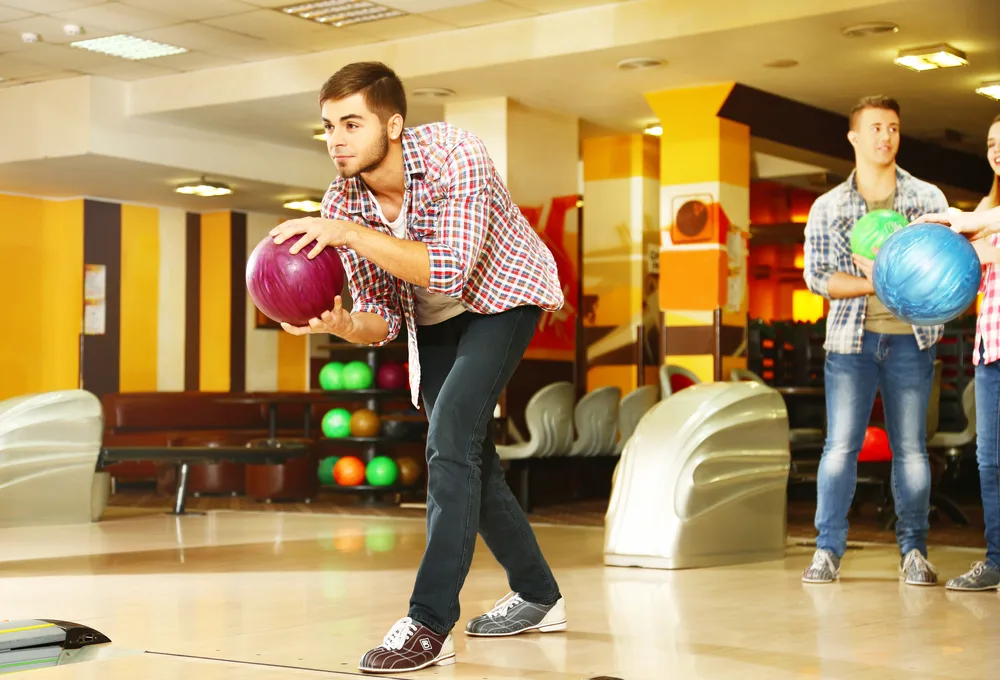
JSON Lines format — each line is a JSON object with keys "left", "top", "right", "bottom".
{"left": 497, "top": 381, "right": 575, "bottom": 461}
{"left": 569, "top": 386, "right": 622, "bottom": 456}
{"left": 615, "top": 385, "right": 658, "bottom": 455}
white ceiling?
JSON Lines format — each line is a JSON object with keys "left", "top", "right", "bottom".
{"left": 0, "top": 0, "right": 631, "bottom": 85}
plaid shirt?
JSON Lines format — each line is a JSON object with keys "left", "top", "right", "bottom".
{"left": 975, "top": 233, "right": 1000, "bottom": 366}
{"left": 321, "top": 122, "right": 564, "bottom": 407}
{"left": 803, "top": 166, "right": 950, "bottom": 354}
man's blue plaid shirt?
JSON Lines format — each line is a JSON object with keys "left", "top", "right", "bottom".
{"left": 803, "top": 166, "right": 951, "bottom": 354}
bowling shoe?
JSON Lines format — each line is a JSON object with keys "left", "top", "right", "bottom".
{"left": 358, "top": 617, "right": 454, "bottom": 673}
{"left": 465, "top": 592, "right": 567, "bottom": 637}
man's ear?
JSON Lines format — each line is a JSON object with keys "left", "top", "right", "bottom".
{"left": 388, "top": 114, "right": 404, "bottom": 140}
{"left": 847, "top": 130, "right": 857, "bottom": 148}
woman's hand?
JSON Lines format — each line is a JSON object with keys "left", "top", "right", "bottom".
{"left": 912, "top": 211, "right": 997, "bottom": 241}
{"left": 270, "top": 217, "right": 355, "bottom": 258}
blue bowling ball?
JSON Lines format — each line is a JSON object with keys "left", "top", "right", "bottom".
{"left": 872, "top": 223, "right": 981, "bottom": 326}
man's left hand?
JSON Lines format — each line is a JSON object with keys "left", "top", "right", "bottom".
{"left": 852, "top": 253, "right": 875, "bottom": 281}
{"left": 270, "top": 217, "right": 354, "bottom": 259}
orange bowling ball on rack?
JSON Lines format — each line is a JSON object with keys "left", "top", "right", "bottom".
{"left": 350, "top": 409, "right": 381, "bottom": 438}
{"left": 333, "top": 456, "right": 366, "bottom": 486}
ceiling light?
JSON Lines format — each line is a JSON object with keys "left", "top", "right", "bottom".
{"left": 976, "top": 79, "right": 1000, "bottom": 101}
{"left": 644, "top": 124, "right": 662, "bottom": 137}
{"left": 410, "top": 87, "right": 455, "bottom": 98}
{"left": 279, "top": 1, "right": 406, "bottom": 27}
{"left": 894, "top": 43, "right": 967, "bottom": 71}
{"left": 842, "top": 22, "right": 898, "bottom": 38}
{"left": 616, "top": 57, "right": 665, "bottom": 71}
{"left": 71, "top": 34, "right": 187, "bottom": 60}
{"left": 175, "top": 178, "right": 231, "bottom": 197}
{"left": 284, "top": 199, "right": 324, "bottom": 212}
{"left": 313, "top": 129, "right": 326, "bottom": 140}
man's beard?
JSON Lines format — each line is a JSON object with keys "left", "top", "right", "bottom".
{"left": 342, "top": 131, "right": 389, "bottom": 178}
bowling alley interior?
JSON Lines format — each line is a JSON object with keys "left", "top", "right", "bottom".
{"left": 2, "top": 0, "right": 1000, "bottom": 678}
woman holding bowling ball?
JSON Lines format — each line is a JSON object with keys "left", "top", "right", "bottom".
{"left": 916, "top": 114, "right": 1000, "bottom": 591}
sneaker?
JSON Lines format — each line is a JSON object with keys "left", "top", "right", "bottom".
{"left": 358, "top": 617, "right": 455, "bottom": 674}
{"left": 465, "top": 592, "right": 567, "bottom": 637}
{"left": 802, "top": 549, "right": 840, "bottom": 584}
{"left": 946, "top": 561, "right": 1000, "bottom": 591}
{"left": 900, "top": 549, "right": 938, "bottom": 586}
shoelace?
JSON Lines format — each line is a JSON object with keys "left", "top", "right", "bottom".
{"left": 382, "top": 617, "right": 417, "bottom": 651}
{"left": 810, "top": 551, "right": 836, "bottom": 574}
{"left": 486, "top": 593, "right": 523, "bottom": 619}
{"left": 903, "top": 550, "right": 938, "bottom": 575}
{"left": 967, "top": 561, "right": 987, "bottom": 577}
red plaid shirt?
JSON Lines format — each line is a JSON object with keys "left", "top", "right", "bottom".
{"left": 321, "top": 122, "right": 565, "bottom": 407}
{"left": 975, "top": 233, "right": 1000, "bottom": 365}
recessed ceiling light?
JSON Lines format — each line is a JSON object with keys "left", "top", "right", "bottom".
{"left": 410, "top": 87, "right": 455, "bottom": 98}
{"left": 764, "top": 59, "right": 799, "bottom": 69}
{"left": 176, "top": 178, "right": 231, "bottom": 197}
{"left": 284, "top": 198, "right": 324, "bottom": 212}
{"left": 71, "top": 34, "right": 187, "bottom": 60}
{"left": 280, "top": 1, "right": 406, "bottom": 27}
{"left": 616, "top": 57, "right": 665, "bottom": 71}
{"left": 842, "top": 22, "right": 899, "bottom": 38}
{"left": 644, "top": 124, "right": 662, "bottom": 137}
{"left": 976, "top": 79, "right": 1000, "bottom": 101}
{"left": 894, "top": 43, "right": 968, "bottom": 71}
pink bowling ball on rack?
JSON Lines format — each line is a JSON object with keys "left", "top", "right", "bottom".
{"left": 377, "top": 362, "right": 407, "bottom": 390}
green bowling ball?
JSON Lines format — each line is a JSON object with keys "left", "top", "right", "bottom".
{"left": 318, "top": 362, "right": 344, "bottom": 390}
{"left": 342, "top": 360, "right": 373, "bottom": 390}
{"left": 321, "top": 408, "right": 352, "bottom": 438}
{"left": 317, "top": 456, "right": 340, "bottom": 483}
{"left": 851, "top": 209, "right": 908, "bottom": 260}
{"left": 365, "top": 456, "right": 398, "bottom": 486}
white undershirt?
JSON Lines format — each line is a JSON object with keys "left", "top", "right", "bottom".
{"left": 367, "top": 189, "right": 466, "bottom": 326}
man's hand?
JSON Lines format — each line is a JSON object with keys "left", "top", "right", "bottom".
{"left": 851, "top": 253, "right": 875, "bottom": 282}
{"left": 280, "top": 295, "right": 356, "bottom": 337}
{"left": 270, "top": 217, "right": 356, "bottom": 259}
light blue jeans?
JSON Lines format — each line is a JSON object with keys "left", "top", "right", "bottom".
{"left": 974, "top": 357, "right": 1000, "bottom": 568}
{"left": 815, "top": 332, "right": 936, "bottom": 559}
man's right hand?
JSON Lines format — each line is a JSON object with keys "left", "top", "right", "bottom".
{"left": 280, "top": 295, "right": 356, "bottom": 338}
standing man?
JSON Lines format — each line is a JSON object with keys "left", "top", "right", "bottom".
{"left": 271, "top": 62, "right": 567, "bottom": 674}
{"left": 801, "top": 95, "right": 950, "bottom": 586}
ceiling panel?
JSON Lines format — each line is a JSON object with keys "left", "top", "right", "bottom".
{"left": 11, "top": 43, "right": 125, "bottom": 70}
{"left": 203, "top": 9, "right": 342, "bottom": 40}
{"left": 119, "top": 0, "right": 253, "bottom": 22}
{"left": 0, "top": 0, "right": 105, "bottom": 11}
{"left": 147, "top": 50, "right": 245, "bottom": 71}
{"left": 236, "top": 0, "right": 295, "bottom": 7}
{"left": 0, "top": 52, "right": 75, "bottom": 78}
{"left": 0, "top": 13, "right": 117, "bottom": 43}
{"left": 347, "top": 14, "right": 454, "bottom": 40}
{"left": 0, "top": 5, "right": 31, "bottom": 22}
{"left": 53, "top": 2, "right": 181, "bottom": 33}
{"left": 136, "top": 22, "right": 308, "bottom": 61}
{"left": 81, "top": 58, "right": 179, "bottom": 79}
{"left": 424, "top": 1, "right": 536, "bottom": 27}
{"left": 503, "top": 0, "right": 629, "bottom": 12}
{"left": 383, "top": 0, "right": 486, "bottom": 10}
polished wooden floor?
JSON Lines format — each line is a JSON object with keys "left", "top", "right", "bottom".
{"left": 2, "top": 509, "right": 999, "bottom": 679}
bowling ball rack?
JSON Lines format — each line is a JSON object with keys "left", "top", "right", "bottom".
{"left": 314, "top": 347, "right": 426, "bottom": 507}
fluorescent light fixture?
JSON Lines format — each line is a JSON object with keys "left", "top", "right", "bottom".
{"left": 284, "top": 199, "right": 324, "bottom": 212}
{"left": 410, "top": 87, "right": 455, "bottom": 98}
{"left": 644, "top": 124, "right": 662, "bottom": 136}
{"left": 176, "top": 178, "right": 231, "bottom": 197}
{"left": 313, "top": 129, "right": 326, "bottom": 141}
{"left": 894, "top": 43, "right": 967, "bottom": 71}
{"left": 976, "top": 79, "right": 1000, "bottom": 101}
{"left": 70, "top": 34, "right": 187, "bottom": 60}
{"left": 280, "top": 1, "right": 406, "bottom": 27}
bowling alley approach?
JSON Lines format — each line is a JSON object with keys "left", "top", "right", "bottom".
{"left": 2, "top": 1, "right": 1000, "bottom": 678}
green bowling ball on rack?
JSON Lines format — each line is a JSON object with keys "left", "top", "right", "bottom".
{"left": 366, "top": 456, "right": 398, "bottom": 486}
{"left": 317, "top": 455, "right": 340, "bottom": 484}
{"left": 321, "top": 408, "right": 352, "bottom": 438}
{"left": 341, "top": 361, "right": 373, "bottom": 390}
{"left": 318, "top": 362, "right": 345, "bottom": 390}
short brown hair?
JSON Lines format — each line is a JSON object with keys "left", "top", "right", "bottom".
{"left": 849, "top": 95, "right": 900, "bottom": 129}
{"left": 319, "top": 61, "right": 407, "bottom": 122}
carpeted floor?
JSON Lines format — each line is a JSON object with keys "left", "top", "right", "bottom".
{"left": 105, "top": 490, "right": 989, "bottom": 552}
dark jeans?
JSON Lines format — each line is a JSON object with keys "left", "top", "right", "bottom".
{"left": 407, "top": 305, "right": 561, "bottom": 635}
{"left": 815, "top": 332, "right": 936, "bottom": 559}
{"left": 975, "top": 357, "right": 1000, "bottom": 568}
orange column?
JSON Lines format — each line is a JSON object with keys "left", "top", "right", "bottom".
{"left": 646, "top": 84, "right": 750, "bottom": 382}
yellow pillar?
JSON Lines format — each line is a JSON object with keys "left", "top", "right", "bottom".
{"left": 580, "top": 134, "right": 660, "bottom": 395}
{"left": 646, "top": 84, "right": 750, "bottom": 382}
